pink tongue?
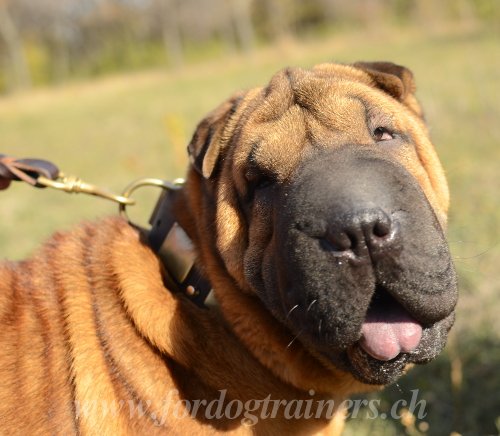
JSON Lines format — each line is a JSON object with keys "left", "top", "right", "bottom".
{"left": 360, "top": 302, "right": 422, "bottom": 361}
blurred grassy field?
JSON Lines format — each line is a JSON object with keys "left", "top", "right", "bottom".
{"left": 1, "top": 25, "right": 499, "bottom": 435}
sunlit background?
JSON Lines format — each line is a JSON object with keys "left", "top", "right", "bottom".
{"left": 0, "top": 1, "right": 499, "bottom": 434}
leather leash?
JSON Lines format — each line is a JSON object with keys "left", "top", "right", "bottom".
{"left": 0, "top": 154, "right": 134, "bottom": 204}
{"left": 0, "top": 154, "right": 214, "bottom": 309}
{"left": 0, "top": 154, "right": 59, "bottom": 187}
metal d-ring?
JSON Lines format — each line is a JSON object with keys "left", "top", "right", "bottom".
{"left": 119, "top": 177, "right": 184, "bottom": 224}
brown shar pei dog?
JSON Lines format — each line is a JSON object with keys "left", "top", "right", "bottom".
{"left": 0, "top": 62, "right": 458, "bottom": 435}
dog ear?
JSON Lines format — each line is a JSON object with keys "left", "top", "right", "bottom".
{"left": 354, "top": 62, "right": 423, "bottom": 116}
{"left": 187, "top": 92, "right": 244, "bottom": 179}
{"left": 354, "top": 61, "right": 415, "bottom": 101}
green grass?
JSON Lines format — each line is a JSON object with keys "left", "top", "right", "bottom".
{"left": 1, "top": 24, "right": 499, "bottom": 435}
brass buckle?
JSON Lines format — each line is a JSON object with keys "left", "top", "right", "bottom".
{"left": 37, "top": 173, "right": 135, "bottom": 206}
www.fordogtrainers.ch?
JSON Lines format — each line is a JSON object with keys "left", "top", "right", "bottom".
{"left": 74, "top": 389, "right": 427, "bottom": 426}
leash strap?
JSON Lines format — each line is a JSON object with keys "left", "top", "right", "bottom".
{"left": 0, "top": 154, "right": 59, "bottom": 188}
{"left": 0, "top": 154, "right": 134, "bottom": 205}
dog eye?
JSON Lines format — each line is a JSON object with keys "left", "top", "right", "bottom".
{"left": 245, "top": 170, "right": 275, "bottom": 202}
{"left": 245, "top": 165, "right": 275, "bottom": 189}
{"left": 373, "top": 127, "right": 394, "bottom": 142}
{"left": 252, "top": 175, "right": 274, "bottom": 191}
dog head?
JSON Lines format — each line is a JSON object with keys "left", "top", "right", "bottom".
{"left": 183, "top": 62, "right": 458, "bottom": 388}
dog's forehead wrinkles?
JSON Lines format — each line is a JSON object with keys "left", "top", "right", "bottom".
{"left": 253, "top": 68, "right": 388, "bottom": 138}
{"left": 239, "top": 93, "right": 371, "bottom": 168}
{"left": 236, "top": 105, "right": 308, "bottom": 183}
{"left": 224, "top": 63, "right": 449, "bottom": 221}
{"left": 230, "top": 78, "right": 388, "bottom": 187}
{"left": 255, "top": 65, "right": 369, "bottom": 121}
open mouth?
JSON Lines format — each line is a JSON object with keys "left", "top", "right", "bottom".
{"left": 359, "top": 286, "right": 422, "bottom": 361}
{"left": 346, "top": 286, "right": 426, "bottom": 385}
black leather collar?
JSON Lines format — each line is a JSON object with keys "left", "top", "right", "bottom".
{"left": 147, "top": 187, "right": 215, "bottom": 309}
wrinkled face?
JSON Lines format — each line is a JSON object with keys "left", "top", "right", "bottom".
{"left": 187, "top": 62, "right": 458, "bottom": 386}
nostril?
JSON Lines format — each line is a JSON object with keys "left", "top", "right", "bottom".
{"left": 365, "top": 213, "right": 399, "bottom": 255}
{"left": 322, "top": 231, "right": 352, "bottom": 252}
{"left": 316, "top": 210, "right": 397, "bottom": 257}
{"left": 373, "top": 220, "right": 391, "bottom": 238}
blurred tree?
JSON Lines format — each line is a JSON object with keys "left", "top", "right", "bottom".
{"left": 154, "top": 0, "right": 184, "bottom": 67}
{"left": 0, "top": 0, "right": 31, "bottom": 90}
{"left": 358, "top": 0, "right": 386, "bottom": 27}
{"left": 454, "top": 0, "right": 479, "bottom": 26}
{"left": 257, "top": 0, "right": 293, "bottom": 41}
{"left": 10, "top": 0, "right": 84, "bottom": 82}
{"left": 412, "top": 0, "right": 447, "bottom": 29}
{"left": 0, "top": 0, "right": 499, "bottom": 95}
{"left": 228, "top": 0, "right": 255, "bottom": 52}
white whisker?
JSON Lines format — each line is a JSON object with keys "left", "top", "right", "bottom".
{"left": 287, "top": 330, "right": 303, "bottom": 349}
{"left": 286, "top": 304, "right": 299, "bottom": 320}
{"left": 307, "top": 299, "right": 317, "bottom": 312}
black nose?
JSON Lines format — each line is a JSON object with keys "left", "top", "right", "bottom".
{"left": 324, "top": 209, "right": 398, "bottom": 259}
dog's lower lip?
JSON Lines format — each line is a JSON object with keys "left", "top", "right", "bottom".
{"left": 344, "top": 343, "right": 409, "bottom": 385}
